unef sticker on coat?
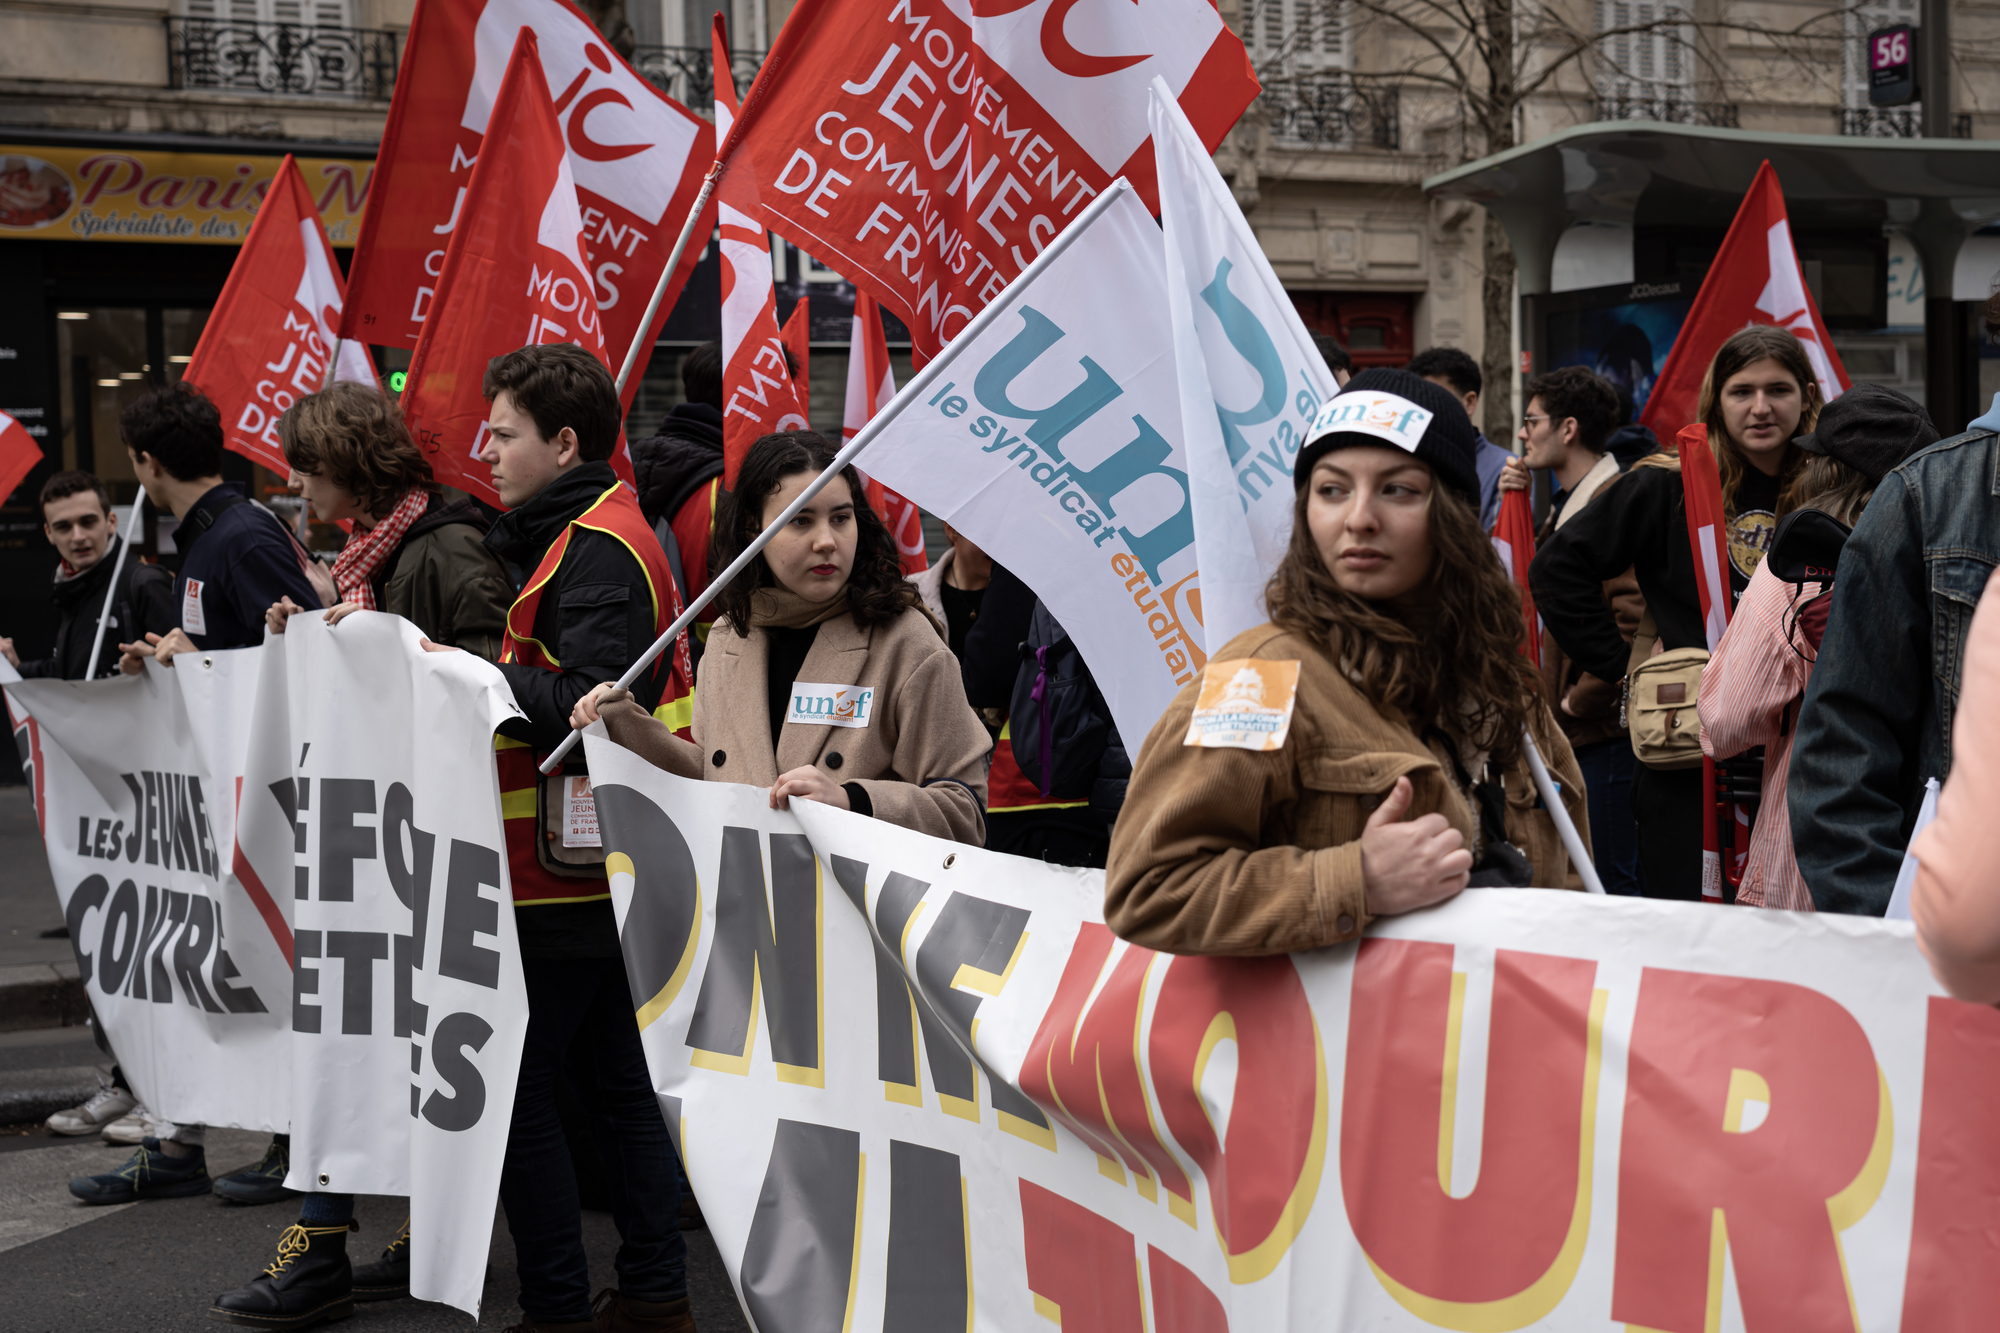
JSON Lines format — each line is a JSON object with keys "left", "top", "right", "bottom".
{"left": 181, "top": 579, "right": 206, "bottom": 637}
{"left": 787, "top": 682, "right": 875, "bottom": 728}
{"left": 1184, "top": 658, "right": 1301, "bottom": 751}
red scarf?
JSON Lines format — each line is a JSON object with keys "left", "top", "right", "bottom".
{"left": 331, "top": 489, "right": 430, "bottom": 611}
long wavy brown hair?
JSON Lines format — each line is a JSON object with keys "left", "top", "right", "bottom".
{"left": 1265, "top": 470, "right": 1540, "bottom": 765}
{"left": 1636, "top": 325, "right": 1821, "bottom": 516}
{"left": 279, "top": 381, "right": 439, "bottom": 519}
{"left": 710, "top": 430, "right": 927, "bottom": 636}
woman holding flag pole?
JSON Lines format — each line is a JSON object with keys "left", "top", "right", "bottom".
{"left": 1533, "top": 326, "right": 1822, "bottom": 902}
{"left": 1103, "top": 369, "right": 1592, "bottom": 957}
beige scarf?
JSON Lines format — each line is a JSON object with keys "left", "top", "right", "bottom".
{"left": 748, "top": 588, "right": 851, "bottom": 629}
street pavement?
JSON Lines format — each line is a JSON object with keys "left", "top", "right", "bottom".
{"left": 0, "top": 788, "right": 752, "bottom": 1331}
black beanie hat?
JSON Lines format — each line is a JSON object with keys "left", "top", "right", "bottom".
{"left": 1295, "top": 367, "right": 1482, "bottom": 507}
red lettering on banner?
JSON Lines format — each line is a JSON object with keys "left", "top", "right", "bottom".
{"left": 1148, "top": 950, "right": 1325, "bottom": 1283}
{"left": 1340, "top": 939, "right": 1602, "bottom": 1324}
{"left": 1019, "top": 925, "right": 1194, "bottom": 1211}
{"left": 1018, "top": 1181, "right": 1232, "bottom": 1331}
{"left": 1148, "top": 1244, "right": 1229, "bottom": 1333}
{"left": 1613, "top": 968, "right": 1891, "bottom": 1332}
{"left": 1901, "top": 996, "right": 2000, "bottom": 1329}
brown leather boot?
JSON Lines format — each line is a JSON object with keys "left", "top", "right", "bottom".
{"left": 592, "top": 1288, "right": 695, "bottom": 1333}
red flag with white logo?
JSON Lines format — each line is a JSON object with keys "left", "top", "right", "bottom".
{"left": 183, "top": 155, "right": 378, "bottom": 475}
{"left": 398, "top": 29, "right": 633, "bottom": 508}
{"left": 711, "top": 0, "right": 1257, "bottom": 360}
{"left": 1674, "top": 421, "right": 1743, "bottom": 903}
{"left": 339, "top": 0, "right": 713, "bottom": 402}
{"left": 843, "top": 293, "right": 926, "bottom": 574}
{"left": 1640, "top": 161, "right": 1850, "bottom": 437}
{"left": 715, "top": 13, "right": 809, "bottom": 486}
{"left": 1489, "top": 486, "right": 1538, "bottom": 668}
{"left": 0, "top": 409, "right": 42, "bottom": 504}
{"left": 779, "top": 297, "right": 811, "bottom": 415}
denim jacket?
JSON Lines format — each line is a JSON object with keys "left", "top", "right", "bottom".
{"left": 1789, "top": 428, "right": 2000, "bottom": 914}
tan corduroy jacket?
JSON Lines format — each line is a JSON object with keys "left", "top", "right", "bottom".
{"left": 1105, "top": 623, "right": 1590, "bottom": 957}
{"left": 596, "top": 604, "right": 993, "bottom": 843}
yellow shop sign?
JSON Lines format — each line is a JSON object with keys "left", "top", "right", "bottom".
{"left": 0, "top": 145, "right": 372, "bottom": 244}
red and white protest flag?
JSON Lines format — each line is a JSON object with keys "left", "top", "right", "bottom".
{"left": 714, "top": 14, "right": 809, "bottom": 486}
{"left": 0, "top": 410, "right": 42, "bottom": 504}
{"left": 842, "top": 292, "right": 927, "bottom": 574}
{"left": 339, "top": 0, "right": 713, "bottom": 395}
{"left": 1641, "top": 161, "right": 1849, "bottom": 437}
{"left": 1676, "top": 421, "right": 1743, "bottom": 902}
{"left": 183, "top": 155, "right": 378, "bottom": 475}
{"left": 1491, "top": 486, "right": 1540, "bottom": 668}
{"left": 780, "top": 297, "right": 812, "bottom": 415}
{"left": 713, "top": 0, "right": 1258, "bottom": 359}
{"left": 398, "top": 28, "right": 634, "bottom": 507}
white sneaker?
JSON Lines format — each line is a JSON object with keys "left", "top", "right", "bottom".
{"left": 46, "top": 1077, "right": 137, "bottom": 1137}
{"left": 100, "top": 1103, "right": 153, "bottom": 1145}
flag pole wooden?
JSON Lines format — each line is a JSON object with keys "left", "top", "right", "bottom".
{"left": 544, "top": 179, "right": 1135, "bottom": 773}
{"left": 613, "top": 162, "right": 721, "bottom": 398}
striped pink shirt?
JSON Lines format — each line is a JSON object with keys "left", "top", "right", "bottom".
{"left": 1698, "top": 561, "right": 1821, "bottom": 911}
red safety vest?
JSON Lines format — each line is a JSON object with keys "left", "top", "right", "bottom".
{"left": 497, "top": 481, "right": 694, "bottom": 905}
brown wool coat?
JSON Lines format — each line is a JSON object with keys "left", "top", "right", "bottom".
{"left": 1105, "top": 623, "right": 1590, "bottom": 957}
{"left": 596, "top": 604, "right": 992, "bottom": 843}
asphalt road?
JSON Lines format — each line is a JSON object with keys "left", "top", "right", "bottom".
{"left": 0, "top": 1125, "right": 753, "bottom": 1332}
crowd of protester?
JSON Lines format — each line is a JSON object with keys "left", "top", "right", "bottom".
{"left": 19, "top": 316, "right": 2000, "bottom": 1332}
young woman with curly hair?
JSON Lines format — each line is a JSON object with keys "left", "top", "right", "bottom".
{"left": 573, "top": 430, "right": 993, "bottom": 841}
{"left": 1532, "top": 325, "right": 1823, "bottom": 900}
{"left": 1105, "top": 369, "right": 1590, "bottom": 957}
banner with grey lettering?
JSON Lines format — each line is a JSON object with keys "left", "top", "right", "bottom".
{"left": 584, "top": 730, "right": 1999, "bottom": 1332}
{"left": 6, "top": 614, "right": 526, "bottom": 1319}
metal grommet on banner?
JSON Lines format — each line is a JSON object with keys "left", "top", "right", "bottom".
{"left": 317, "top": 1173, "right": 330, "bottom": 1187}
{"left": 943, "top": 853, "right": 957, "bottom": 869}
{"left": 202, "top": 657, "right": 214, "bottom": 669}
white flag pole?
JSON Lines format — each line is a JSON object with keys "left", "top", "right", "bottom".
{"left": 542, "top": 178, "right": 1135, "bottom": 773}
{"left": 83, "top": 491, "right": 145, "bottom": 681}
{"left": 1523, "top": 727, "right": 1605, "bottom": 894}
{"left": 614, "top": 164, "right": 722, "bottom": 398}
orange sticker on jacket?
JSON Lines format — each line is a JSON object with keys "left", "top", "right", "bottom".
{"left": 1183, "top": 658, "right": 1301, "bottom": 751}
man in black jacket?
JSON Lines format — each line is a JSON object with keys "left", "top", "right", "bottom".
{"left": 2, "top": 471, "right": 172, "bottom": 680}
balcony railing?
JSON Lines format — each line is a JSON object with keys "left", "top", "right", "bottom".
{"left": 629, "top": 45, "right": 763, "bottom": 109}
{"left": 166, "top": 16, "right": 398, "bottom": 99}
{"left": 1592, "top": 94, "right": 1740, "bottom": 128}
{"left": 1840, "top": 106, "right": 1973, "bottom": 138}
{"left": 1260, "top": 75, "right": 1399, "bottom": 150}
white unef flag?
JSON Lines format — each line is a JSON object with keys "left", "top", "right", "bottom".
{"left": 1150, "top": 78, "right": 1340, "bottom": 649}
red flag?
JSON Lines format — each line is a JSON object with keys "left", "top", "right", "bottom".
{"left": 714, "top": 13, "right": 809, "bottom": 487}
{"left": 713, "top": 0, "right": 1257, "bottom": 360}
{"left": 339, "top": 0, "right": 714, "bottom": 402}
{"left": 183, "top": 155, "right": 378, "bottom": 475}
{"left": 1674, "top": 421, "right": 1742, "bottom": 903}
{"left": 1641, "top": 162, "right": 1850, "bottom": 437}
{"left": 1490, "top": 486, "right": 1539, "bottom": 668}
{"left": 780, "top": 297, "right": 811, "bottom": 415}
{"left": 398, "top": 29, "right": 633, "bottom": 508}
{"left": 0, "top": 410, "right": 42, "bottom": 504}
{"left": 842, "top": 293, "right": 926, "bottom": 574}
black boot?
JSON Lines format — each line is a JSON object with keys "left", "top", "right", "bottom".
{"left": 351, "top": 1215, "right": 410, "bottom": 1302}
{"left": 209, "top": 1220, "right": 355, "bottom": 1329}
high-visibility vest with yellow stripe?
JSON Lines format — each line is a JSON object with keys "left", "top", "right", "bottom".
{"left": 986, "top": 719, "right": 1091, "bottom": 815}
{"left": 497, "top": 481, "right": 694, "bottom": 906}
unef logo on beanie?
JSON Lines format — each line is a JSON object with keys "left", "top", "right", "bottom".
{"left": 1307, "top": 391, "right": 1435, "bottom": 453}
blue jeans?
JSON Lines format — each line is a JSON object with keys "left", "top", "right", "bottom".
{"left": 1574, "top": 738, "right": 1644, "bottom": 896}
{"left": 499, "top": 956, "right": 686, "bottom": 1321}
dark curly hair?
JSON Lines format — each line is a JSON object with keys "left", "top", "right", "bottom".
{"left": 710, "top": 431, "right": 927, "bottom": 636}
{"left": 280, "top": 382, "right": 439, "bottom": 519}
{"left": 121, "top": 381, "right": 224, "bottom": 481}
{"left": 1265, "top": 472, "right": 1539, "bottom": 765}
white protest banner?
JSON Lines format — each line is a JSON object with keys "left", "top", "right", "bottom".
{"left": 853, "top": 180, "right": 1203, "bottom": 747}
{"left": 585, "top": 729, "right": 2000, "bottom": 1332}
{"left": 1150, "top": 79, "right": 1338, "bottom": 649}
{"left": 8, "top": 616, "right": 527, "bottom": 1318}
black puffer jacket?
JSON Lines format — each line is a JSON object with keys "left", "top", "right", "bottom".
{"left": 630, "top": 403, "right": 724, "bottom": 529}
{"left": 17, "top": 537, "right": 175, "bottom": 680}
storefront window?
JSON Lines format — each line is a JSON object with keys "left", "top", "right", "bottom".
{"left": 53, "top": 304, "right": 214, "bottom": 493}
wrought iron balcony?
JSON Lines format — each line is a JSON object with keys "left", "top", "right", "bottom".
{"left": 166, "top": 16, "right": 398, "bottom": 99}
{"left": 1840, "top": 106, "right": 1973, "bottom": 138}
{"left": 1259, "top": 75, "right": 1399, "bottom": 151}
{"left": 629, "top": 45, "right": 763, "bottom": 109}
{"left": 1592, "top": 94, "right": 1739, "bottom": 128}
